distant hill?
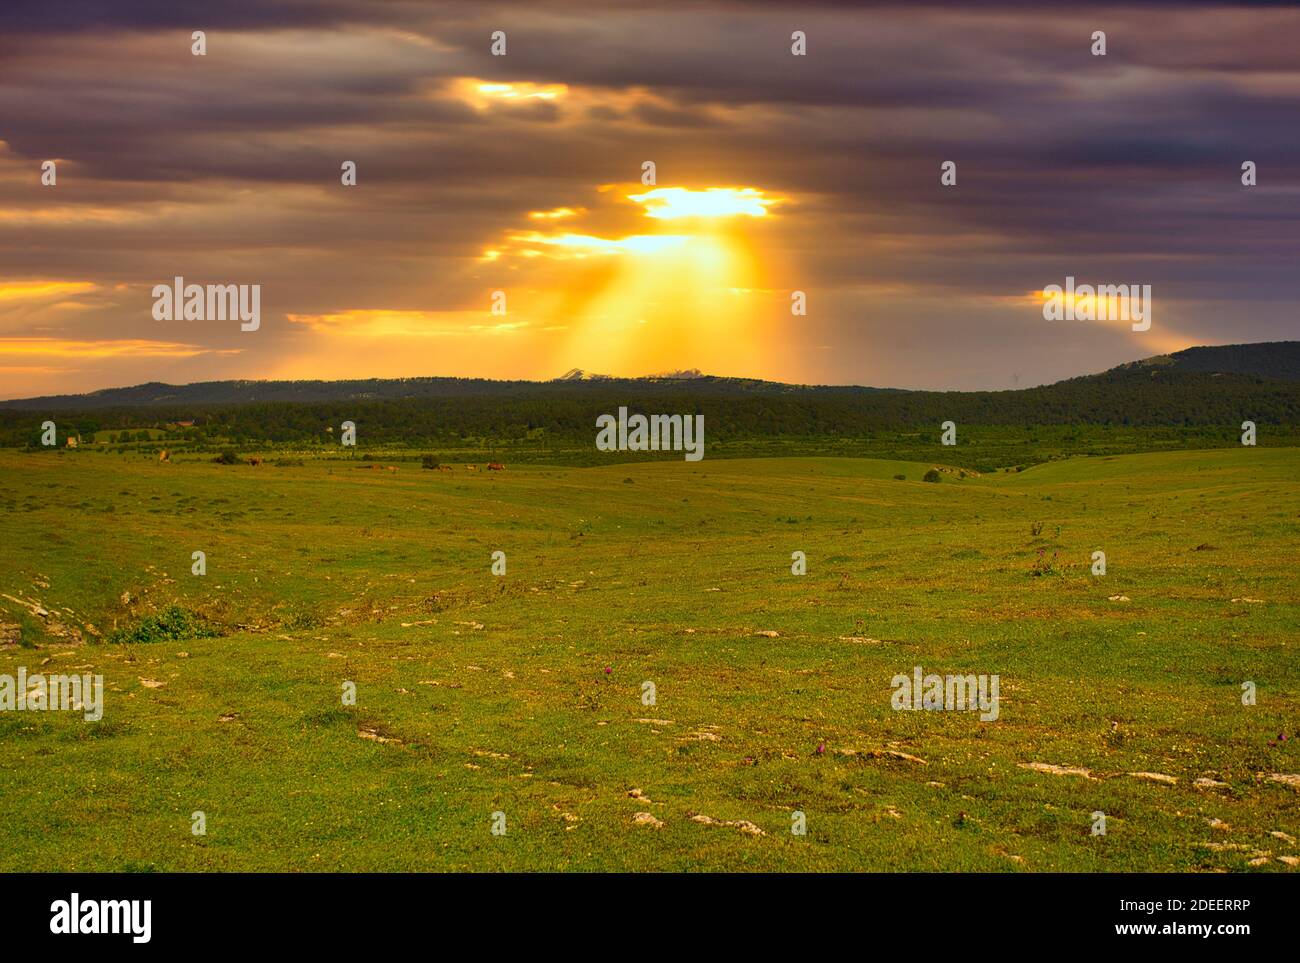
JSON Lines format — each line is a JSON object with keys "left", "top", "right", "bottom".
{"left": 0, "top": 371, "right": 865, "bottom": 410}
{"left": 0, "top": 341, "right": 1294, "bottom": 414}
{"left": 1106, "top": 341, "right": 1300, "bottom": 382}
{"left": 2, "top": 339, "right": 1297, "bottom": 453}
{"left": 555, "top": 367, "right": 708, "bottom": 382}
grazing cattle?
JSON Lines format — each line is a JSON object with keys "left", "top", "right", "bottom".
{"left": 437, "top": 465, "right": 453, "bottom": 472}
{"left": 247, "top": 456, "right": 263, "bottom": 466}
{"left": 466, "top": 464, "right": 478, "bottom": 471}
{"left": 487, "top": 462, "right": 505, "bottom": 471}
{"left": 158, "top": 450, "right": 170, "bottom": 463}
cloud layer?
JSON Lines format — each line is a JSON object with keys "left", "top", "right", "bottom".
{"left": 0, "top": 1, "right": 1296, "bottom": 395}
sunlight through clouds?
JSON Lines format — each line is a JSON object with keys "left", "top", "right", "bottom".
{"left": 626, "top": 187, "right": 781, "bottom": 220}
{"left": 507, "top": 231, "right": 691, "bottom": 257}
{"left": 454, "top": 78, "right": 568, "bottom": 108}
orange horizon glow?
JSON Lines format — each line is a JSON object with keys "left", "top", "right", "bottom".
{"left": 0, "top": 337, "right": 236, "bottom": 358}
{"left": 0, "top": 281, "right": 97, "bottom": 301}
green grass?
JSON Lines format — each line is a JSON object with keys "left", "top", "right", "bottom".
{"left": 0, "top": 447, "right": 1296, "bottom": 871}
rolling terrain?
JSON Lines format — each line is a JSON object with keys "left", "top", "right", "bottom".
{"left": 0, "top": 446, "right": 1296, "bottom": 870}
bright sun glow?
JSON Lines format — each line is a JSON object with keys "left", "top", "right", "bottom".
{"left": 528, "top": 207, "right": 582, "bottom": 220}
{"left": 456, "top": 79, "right": 568, "bottom": 107}
{"left": 509, "top": 231, "right": 691, "bottom": 257}
{"left": 477, "top": 82, "right": 563, "bottom": 100}
{"left": 626, "top": 187, "right": 779, "bottom": 220}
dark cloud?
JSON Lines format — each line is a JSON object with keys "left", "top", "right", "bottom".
{"left": 0, "top": 0, "right": 411, "bottom": 32}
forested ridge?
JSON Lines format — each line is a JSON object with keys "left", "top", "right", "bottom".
{"left": 3, "top": 343, "right": 1296, "bottom": 455}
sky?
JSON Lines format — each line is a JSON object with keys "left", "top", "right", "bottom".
{"left": 0, "top": 0, "right": 1297, "bottom": 398}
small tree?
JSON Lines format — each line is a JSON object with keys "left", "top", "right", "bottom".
{"left": 421, "top": 455, "right": 439, "bottom": 470}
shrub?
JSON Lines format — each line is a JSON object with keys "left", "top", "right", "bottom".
{"left": 279, "top": 610, "right": 321, "bottom": 630}
{"left": 922, "top": 469, "right": 941, "bottom": 483}
{"left": 893, "top": 474, "right": 906, "bottom": 481}
{"left": 421, "top": 455, "right": 439, "bottom": 470}
{"left": 213, "top": 450, "right": 239, "bottom": 465}
{"left": 109, "top": 606, "right": 221, "bottom": 645}
{"left": 1029, "top": 548, "right": 1061, "bottom": 577}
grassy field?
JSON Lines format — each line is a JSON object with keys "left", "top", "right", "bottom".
{"left": 0, "top": 447, "right": 1297, "bottom": 871}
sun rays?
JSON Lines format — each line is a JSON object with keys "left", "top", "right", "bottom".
{"left": 479, "top": 184, "right": 783, "bottom": 375}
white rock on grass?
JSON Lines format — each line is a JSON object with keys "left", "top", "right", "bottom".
{"left": 1019, "top": 762, "right": 1096, "bottom": 780}
{"left": 1129, "top": 771, "right": 1177, "bottom": 785}
{"left": 690, "top": 813, "right": 765, "bottom": 836}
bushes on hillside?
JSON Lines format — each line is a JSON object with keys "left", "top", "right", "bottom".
{"left": 108, "top": 606, "right": 221, "bottom": 644}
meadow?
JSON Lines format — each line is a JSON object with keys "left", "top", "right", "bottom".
{"left": 0, "top": 446, "right": 1296, "bottom": 871}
